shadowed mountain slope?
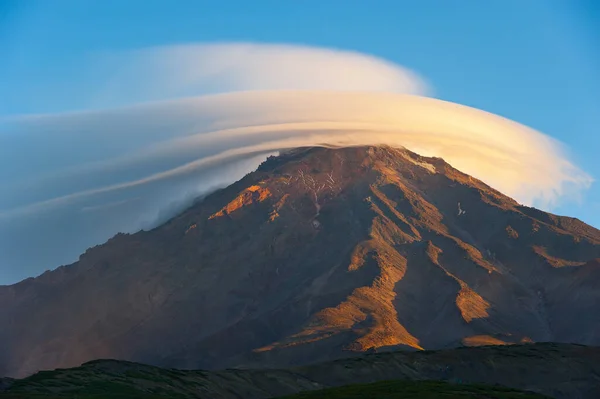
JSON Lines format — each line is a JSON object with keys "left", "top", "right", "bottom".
{"left": 1, "top": 146, "right": 599, "bottom": 378}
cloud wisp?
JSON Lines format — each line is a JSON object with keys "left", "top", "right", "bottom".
{"left": 0, "top": 42, "right": 592, "bottom": 284}
{"left": 27, "top": 42, "right": 428, "bottom": 113}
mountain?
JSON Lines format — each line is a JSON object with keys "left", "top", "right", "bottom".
{"left": 1, "top": 146, "right": 599, "bottom": 379}
{"left": 2, "top": 343, "right": 599, "bottom": 399}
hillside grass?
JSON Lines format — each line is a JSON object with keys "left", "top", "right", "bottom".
{"left": 0, "top": 378, "right": 549, "bottom": 399}
{"left": 277, "top": 380, "right": 548, "bottom": 399}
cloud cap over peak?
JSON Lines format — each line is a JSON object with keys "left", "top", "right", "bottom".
{"left": 0, "top": 91, "right": 592, "bottom": 284}
{"left": 0, "top": 42, "right": 593, "bottom": 284}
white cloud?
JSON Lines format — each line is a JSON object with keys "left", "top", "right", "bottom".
{"left": 0, "top": 91, "right": 592, "bottom": 284}
{"left": 0, "top": 42, "right": 592, "bottom": 284}
{"left": 85, "top": 42, "right": 429, "bottom": 109}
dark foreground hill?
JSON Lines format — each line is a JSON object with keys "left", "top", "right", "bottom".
{"left": 1, "top": 344, "right": 599, "bottom": 399}
{"left": 278, "top": 380, "right": 549, "bottom": 399}
{"left": 1, "top": 146, "right": 600, "bottom": 378}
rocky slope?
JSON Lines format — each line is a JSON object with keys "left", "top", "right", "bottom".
{"left": 1, "top": 146, "right": 599, "bottom": 378}
{"left": 1, "top": 344, "right": 599, "bottom": 398}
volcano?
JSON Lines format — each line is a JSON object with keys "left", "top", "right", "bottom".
{"left": 1, "top": 146, "right": 599, "bottom": 378}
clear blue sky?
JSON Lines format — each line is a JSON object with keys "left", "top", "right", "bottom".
{"left": 1, "top": 0, "right": 599, "bottom": 226}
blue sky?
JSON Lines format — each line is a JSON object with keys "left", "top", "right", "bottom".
{"left": 1, "top": 0, "right": 599, "bottom": 229}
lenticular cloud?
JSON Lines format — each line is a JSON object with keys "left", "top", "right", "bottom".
{"left": 0, "top": 43, "right": 592, "bottom": 284}
{"left": 79, "top": 42, "right": 430, "bottom": 110}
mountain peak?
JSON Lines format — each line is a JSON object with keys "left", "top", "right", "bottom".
{"left": 1, "top": 146, "right": 599, "bottom": 378}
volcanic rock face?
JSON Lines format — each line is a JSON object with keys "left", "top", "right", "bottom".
{"left": 1, "top": 146, "right": 599, "bottom": 378}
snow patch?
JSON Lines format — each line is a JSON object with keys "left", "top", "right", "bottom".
{"left": 457, "top": 202, "right": 466, "bottom": 216}
{"left": 400, "top": 152, "right": 437, "bottom": 173}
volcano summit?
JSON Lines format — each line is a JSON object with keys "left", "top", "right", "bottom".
{"left": 1, "top": 146, "right": 599, "bottom": 378}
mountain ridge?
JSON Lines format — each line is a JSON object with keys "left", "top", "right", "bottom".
{"left": 2, "top": 343, "right": 599, "bottom": 399}
{"left": 1, "top": 146, "right": 599, "bottom": 378}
